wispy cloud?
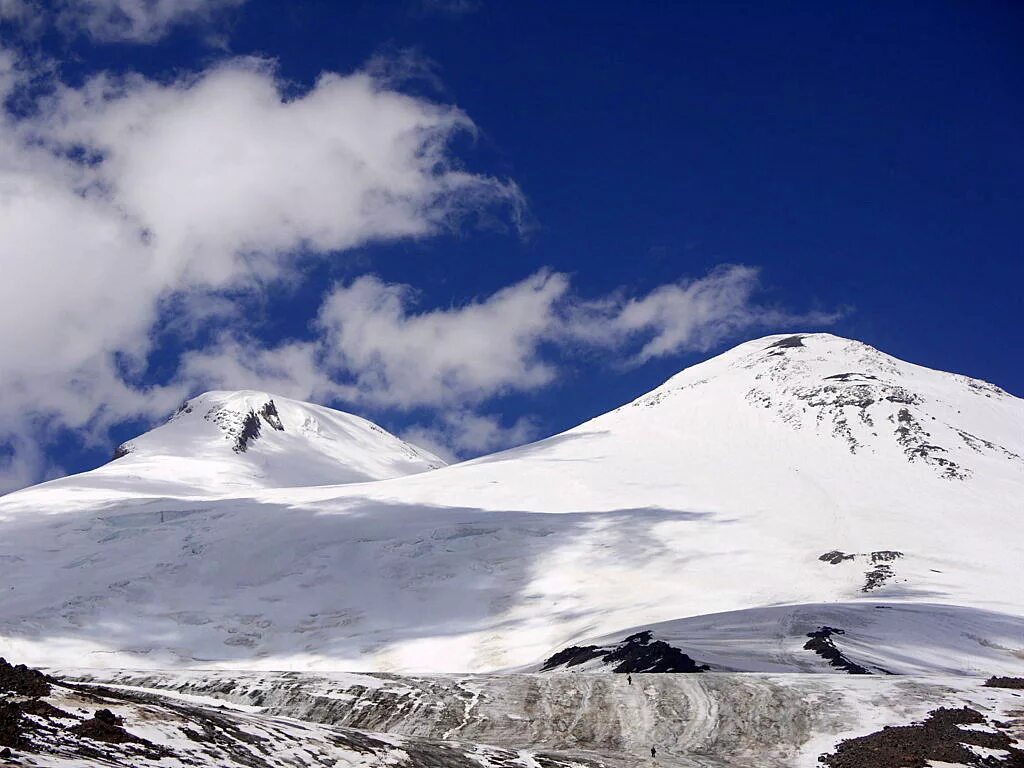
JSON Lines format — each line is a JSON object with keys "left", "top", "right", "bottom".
{"left": 62, "top": 0, "right": 246, "bottom": 42}
{"left": 414, "top": 0, "right": 483, "bottom": 18}
{"left": 1, "top": 0, "right": 248, "bottom": 43}
{"left": 567, "top": 264, "right": 842, "bottom": 366}
{"left": 402, "top": 412, "right": 541, "bottom": 464}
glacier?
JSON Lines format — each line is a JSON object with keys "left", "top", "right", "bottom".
{"left": 2, "top": 332, "right": 1023, "bottom": 766}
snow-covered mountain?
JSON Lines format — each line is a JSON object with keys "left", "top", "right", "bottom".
{"left": 16, "top": 390, "right": 445, "bottom": 500}
{"left": 1, "top": 333, "right": 1021, "bottom": 675}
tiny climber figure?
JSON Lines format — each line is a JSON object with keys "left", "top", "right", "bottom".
{"left": 650, "top": 746, "right": 657, "bottom": 759}
{"left": 627, "top": 674, "right": 632, "bottom": 685}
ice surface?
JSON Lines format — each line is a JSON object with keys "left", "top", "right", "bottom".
{"left": 54, "top": 667, "right": 1024, "bottom": 767}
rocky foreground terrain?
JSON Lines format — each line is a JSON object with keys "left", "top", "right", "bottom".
{"left": 2, "top": 659, "right": 1022, "bottom": 767}
{"left": 1, "top": 659, "right": 610, "bottom": 767}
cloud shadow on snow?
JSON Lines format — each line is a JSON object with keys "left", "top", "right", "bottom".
{"left": 0, "top": 493, "right": 721, "bottom": 669}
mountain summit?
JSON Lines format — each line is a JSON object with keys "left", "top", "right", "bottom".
{"left": 32, "top": 390, "right": 445, "bottom": 498}
{"left": 421, "top": 331, "right": 1023, "bottom": 518}
{"left": 0, "top": 334, "right": 1021, "bottom": 675}
{"left": 636, "top": 332, "right": 1021, "bottom": 481}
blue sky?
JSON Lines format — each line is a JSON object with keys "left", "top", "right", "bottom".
{"left": 0, "top": 1, "right": 1021, "bottom": 489}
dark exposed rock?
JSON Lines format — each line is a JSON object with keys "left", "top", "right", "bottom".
{"left": 803, "top": 627, "right": 871, "bottom": 675}
{"left": 202, "top": 402, "right": 277, "bottom": 454}
{"left": 818, "top": 706, "right": 1024, "bottom": 767}
{"left": 985, "top": 677, "right": 1024, "bottom": 690}
{"left": 604, "top": 631, "right": 709, "bottom": 673}
{"left": 819, "top": 551, "right": 856, "bottom": 565}
{"left": 817, "top": 551, "right": 904, "bottom": 592}
{"left": 861, "top": 552, "right": 904, "bottom": 592}
{"left": 234, "top": 410, "right": 261, "bottom": 453}
{"left": 960, "top": 376, "right": 1009, "bottom": 399}
{"left": 746, "top": 347, "right": 979, "bottom": 481}
{"left": 869, "top": 550, "right": 903, "bottom": 563}
{"left": 93, "top": 708, "right": 120, "bottom": 726}
{"left": 957, "top": 429, "right": 1024, "bottom": 464}
{"left": 70, "top": 709, "right": 144, "bottom": 745}
{"left": 767, "top": 335, "right": 806, "bottom": 349}
{"left": 111, "top": 443, "right": 131, "bottom": 460}
{"left": 862, "top": 564, "right": 896, "bottom": 592}
{"left": 892, "top": 407, "right": 968, "bottom": 480}
{"left": 19, "top": 699, "right": 71, "bottom": 720}
{"left": 0, "top": 701, "right": 30, "bottom": 749}
{"left": 0, "top": 658, "right": 52, "bottom": 697}
{"left": 772, "top": 378, "right": 924, "bottom": 456}
{"left": 541, "top": 630, "right": 708, "bottom": 673}
{"left": 822, "top": 373, "right": 879, "bottom": 382}
{"left": 259, "top": 400, "right": 285, "bottom": 431}
{"left": 540, "top": 645, "right": 605, "bottom": 671}
{"left": 0, "top": 660, "right": 63, "bottom": 750}
{"left": 798, "top": 382, "right": 920, "bottom": 411}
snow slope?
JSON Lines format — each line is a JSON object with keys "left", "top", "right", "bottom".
{"left": 8, "top": 390, "right": 445, "bottom": 500}
{"left": 1, "top": 333, "right": 1021, "bottom": 674}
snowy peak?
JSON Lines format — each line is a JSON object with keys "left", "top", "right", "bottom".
{"left": 98, "top": 390, "right": 445, "bottom": 493}
{"left": 0, "top": 334, "right": 1021, "bottom": 675}
{"left": 627, "top": 332, "right": 1023, "bottom": 481}
{"left": 127, "top": 391, "right": 305, "bottom": 456}
{"left": 115, "top": 392, "right": 283, "bottom": 458}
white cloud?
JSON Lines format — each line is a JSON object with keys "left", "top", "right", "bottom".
{"left": 314, "top": 271, "right": 568, "bottom": 408}
{"left": 179, "top": 336, "right": 344, "bottom": 406}
{"left": 0, "top": 0, "right": 38, "bottom": 26}
{"left": 0, "top": 435, "right": 62, "bottom": 494}
{"left": 571, "top": 264, "right": 839, "bottom": 365}
{"left": 40, "top": 60, "right": 519, "bottom": 278}
{"left": 307, "top": 264, "right": 831, "bottom": 409}
{"left": 176, "top": 270, "right": 571, "bottom": 427}
{"left": 0, "top": 51, "right": 521, "bottom": 491}
{"left": 402, "top": 412, "right": 540, "bottom": 464}
{"left": 58, "top": 0, "right": 247, "bottom": 43}
{"left": 179, "top": 265, "right": 836, "bottom": 455}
